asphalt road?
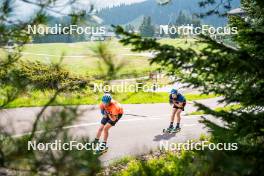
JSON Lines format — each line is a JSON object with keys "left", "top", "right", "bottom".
{"left": 0, "top": 97, "right": 223, "bottom": 165}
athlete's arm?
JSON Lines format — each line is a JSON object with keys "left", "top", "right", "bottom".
{"left": 175, "top": 102, "right": 183, "bottom": 107}
{"left": 101, "top": 109, "right": 109, "bottom": 118}
{"left": 99, "top": 103, "right": 108, "bottom": 117}
{"left": 169, "top": 94, "right": 174, "bottom": 105}
{"left": 109, "top": 114, "right": 118, "bottom": 121}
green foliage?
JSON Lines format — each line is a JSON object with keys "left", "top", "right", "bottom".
{"left": 124, "top": 24, "right": 135, "bottom": 33}
{"left": 189, "top": 104, "right": 242, "bottom": 115}
{"left": 0, "top": 107, "right": 101, "bottom": 175}
{"left": 115, "top": 151, "right": 197, "bottom": 176}
{"left": 176, "top": 11, "right": 201, "bottom": 27}
{"left": 0, "top": 0, "right": 102, "bottom": 175}
{"left": 98, "top": 0, "right": 231, "bottom": 27}
{"left": 13, "top": 40, "right": 156, "bottom": 78}
{"left": 2, "top": 90, "right": 217, "bottom": 108}
{"left": 139, "top": 16, "right": 155, "bottom": 37}
{"left": 4, "top": 61, "right": 88, "bottom": 90}
{"left": 118, "top": 92, "right": 217, "bottom": 104}
{"left": 214, "top": 104, "right": 242, "bottom": 112}
{"left": 170, "top": 11, "right": 201, "bottom": 39}
{"left": 91, "top": 42, "right": 125, "bottom": 81}
{"left": 114, "top": 0, "right": 264, "bottom": 174}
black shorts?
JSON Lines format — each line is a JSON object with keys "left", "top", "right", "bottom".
{"left": 173, "top": 102, "right": 186, "bottom": 111}
{"left": 101, "top": 114, "right": 122, "bottom": 126}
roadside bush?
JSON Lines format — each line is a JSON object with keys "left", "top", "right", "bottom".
{"left": 115, "top": 151, "right": 197, "bottom": 176}
{"left": 7, "top": 61, "right": 88, "bottom": 90}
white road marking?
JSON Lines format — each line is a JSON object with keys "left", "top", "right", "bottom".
{"left": 11, "top": 115, "right": 202, "bottom": 138}
{"left": 63, "top": 122, "right": 99, "bottom": 129}
{"left": 182, "top": 124, "right": 198, "bottom": 127}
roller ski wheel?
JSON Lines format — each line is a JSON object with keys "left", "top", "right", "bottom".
{"left": 94, "top": 143, "right": 108, "bottom": 155}
{"left": 171, "top": 127, "right": 181, "bottom": 133}
{"left": 163, "top": 127, "right": 173, "bottom": 133}
{"left": 95, "top": 148, "right": 108, "bottom": 155}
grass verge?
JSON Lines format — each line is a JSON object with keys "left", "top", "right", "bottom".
{"left": 3, "top": 91, "right": 218, "bottom": 108}
{"left": 188, "top": 104, "right": 242, "bottom": 115}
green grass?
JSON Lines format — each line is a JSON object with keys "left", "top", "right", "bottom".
{"left": 1, "top": 38, "right": 205, "bottom": 78}
{"left": 1, "top": 40, "right": 157, "bottom": 77}
{"left": 188, "top": 110, "right": 206, "bottom": 115}
{"left": 0, "top": 38, "right": 213, "bottom": 109}
{"left": 158, "top": 38, "right": 207, "bottom": 51}
{"left": 188, "top": 104, "right": 242, "bottom": 115}
{"left": 214, "top": 104, "right": 242, "bottom": 112}
{"left": 3, "top": 91, "right": 218, "bottom": 108}
{"left": 117, "top": 92, "right": 217, "bottom": 104}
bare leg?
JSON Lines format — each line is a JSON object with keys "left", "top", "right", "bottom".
{"left": 96, "top": 124, "right": 104, "bottom": 139}
{"left": 103, "top": 123, "right": 113, "bottom": 142}
{"left": 170, "top": 108, "right": 177, "bottom": 122}
{"left": 175, "top": 109, "right": 182, "bottom": 124}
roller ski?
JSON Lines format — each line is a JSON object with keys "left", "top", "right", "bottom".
{"left": 163, "top": 127, "right": 181, "bottom": 134}
{"left": 94, "top": 147, "right": 108, "bottom": 155}
{"left": 93, "top": 142, "right": 108, "bottom": 155}
{"left": 163, "top": 127, "right": 173, "bottom": 133}
{"left": 172, "top": 127, "right": 181, "bottom": 133}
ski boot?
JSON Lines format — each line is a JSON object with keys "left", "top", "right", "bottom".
{"left": 163, "top": 126, "right": 174, "bottom": 133}
{"left": 171, "top": 126, "right": 181, "bottom": 133}
{"left": 94, "top": 142, "right": 108, "bottom": 155}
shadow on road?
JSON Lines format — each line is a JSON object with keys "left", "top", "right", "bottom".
{"left": 153, "top": 133, "right": 176, "bottom": 141}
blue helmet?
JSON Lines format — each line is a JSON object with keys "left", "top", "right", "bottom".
{"left": 170, "top": 89, "right": 178, "bottom": 95}
{"left": 102, "top": 94, "right": 112, "bottom": 104}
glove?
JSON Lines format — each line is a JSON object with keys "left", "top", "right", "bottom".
{"left": 174, "top": 102, "right": 183, "bottom": 108}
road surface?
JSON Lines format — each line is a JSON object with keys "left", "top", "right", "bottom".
{"left": 0, "top": 98, "right": 224, "bottom": 165}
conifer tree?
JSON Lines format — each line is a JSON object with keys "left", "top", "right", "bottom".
{"left": 114, "top": 0, "right": 264, "bottom": 174}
